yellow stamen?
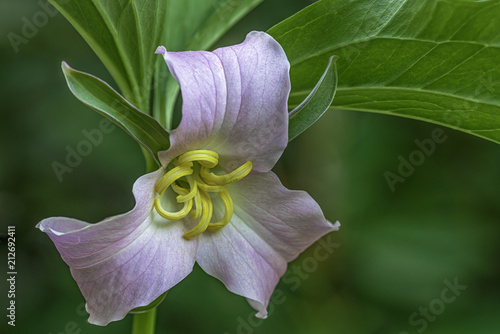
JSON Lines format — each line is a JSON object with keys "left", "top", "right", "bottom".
{"left": 178, "top": 150, "right": 219, "bottom": 168}
{"left": 191, "top": 190, "right": 203, "bottom": 220}
{"left": 200, "top": 161, "right": 253, "bottom": 185}
{"left": 154, "top": 197, "right": 193, "bottom": 220}
{"left": 172, "top": 184, "right": 188, "bottom": 195}
{"left": 174, "top": 179, "right": 198, "bottom": 203}
{"left": 154, "top": 149, "right": 252, "bottom": 239}
{"left": 183, "top": 190, "right": 212, "bottom": 239}
{"left": 156, "top": 163, "right": 193, "bottom": 195}
{"left": 207, "top": 189, "right": 234, "bottom": 232}
{"left": 195, "top": 177, "right": 226, "bottom": 193}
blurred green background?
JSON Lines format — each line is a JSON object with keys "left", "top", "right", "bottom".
{"left": 1, "top": 1, "right": 499, "bottom": 333}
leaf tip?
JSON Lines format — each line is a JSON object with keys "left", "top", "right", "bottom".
{"left": 61, "top": 61, "right": 72, "bottom": 74}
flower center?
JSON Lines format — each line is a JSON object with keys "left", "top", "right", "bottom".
{"left": 154, "top": 150, "right": 252, "bottom": 239}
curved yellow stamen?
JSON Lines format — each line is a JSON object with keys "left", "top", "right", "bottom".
{"left": 172, "top": 184, "right": 188, "bottom": 195}
{"left": 195, "top": 177, "right": 226, "bottom": 193}
{"left": 200, "top": 161, "right": 253, "bottom": 186}
{"left": 174, "top": 179, "right": 198, "bottom": 203}
{"left": 191, "top": 190, "right": 203, "bottom": 220}
{"left": 154, "top": 197, "right": 193, "bottom": 220}
{"left": 183, "top": 190, "right": 213, "bottom": 239}
{"left": 207, "top": 189, "right": 233, "bottom": 232}
{"left": 154, "top": 149, "right": 252, "bottom": 239}
{"left": 178, "top": 150, "right": 219, "bottom": 168}
{"left": 156, "top": 163, "right": 193, "bottom": 195}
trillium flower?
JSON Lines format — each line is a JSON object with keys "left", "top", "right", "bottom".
{"left": 37, "top": 31, "right": 340, "bottom": 326}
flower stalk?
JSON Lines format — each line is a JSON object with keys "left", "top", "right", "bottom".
{"left": 132, "top": 307, "right": 157, "bottom": 334}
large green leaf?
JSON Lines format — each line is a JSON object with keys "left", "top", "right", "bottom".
{"left": 50, "top": 0, "right": 166, "bottom": 112}
{"left": 269, "top": 0, "right": 500, "bottom": 144}
{"left": 62, "top": 62, "right": 170, "bottom": 166}
{"left": 154, "top": 0, "right": 264, "bottom": 129}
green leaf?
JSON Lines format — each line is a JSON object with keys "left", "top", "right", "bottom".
{"left": 154, "top": 0, "right": 264, "bottom": 129}
{"left": 288, "top": 56, "right": 338, "bottom": 141}
{"left": 62, "top": 62, "right": 170, "bottom": 165}
{"left": 49, "top": 0, "right": 167, "bottom": 112}
{"left": 269, "top": 0, "right": 500, "bottom": 145}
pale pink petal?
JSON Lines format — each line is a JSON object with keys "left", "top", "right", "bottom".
{"left": 156, "top": 31, "right": 290, "bottom": 172}
{"left": 37, "top": 170, "right": 198, "bottom": 325}
{"left": 196, "top": 171, "right": 339, "bottom": 317}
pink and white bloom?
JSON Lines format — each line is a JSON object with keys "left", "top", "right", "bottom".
{"left": 37, "top": 31, "right": 340, "bottom": 326}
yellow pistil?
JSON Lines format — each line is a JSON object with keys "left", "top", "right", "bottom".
{"left": 154, "top": 149, "right": 252, "bottom": 239}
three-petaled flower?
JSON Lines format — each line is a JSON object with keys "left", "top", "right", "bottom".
{"left": 37, "top": 31, "right": 340, "bottom": 326}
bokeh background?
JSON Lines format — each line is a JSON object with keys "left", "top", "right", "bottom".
{"left": 1, "top": 0, "right": 499, "bottom": 333}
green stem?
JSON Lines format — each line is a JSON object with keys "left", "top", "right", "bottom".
{"left": 140, "top": 146, "right": 161, "bottom": 173}
{"left": 132, "top": 307, "right": 157, "bottom": 334}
